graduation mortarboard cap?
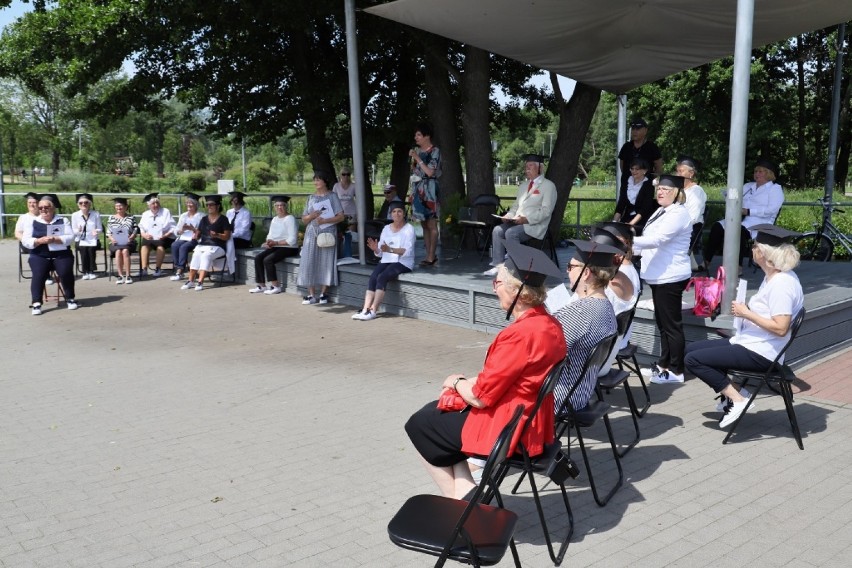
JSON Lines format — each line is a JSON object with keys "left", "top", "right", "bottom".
{"left": 25, "top": 191, "right": 39, "bottom": 200}
{"left": 204, "top": 194, "right": 223, "bottom": 205}
{"left": 184, "top": 192, "right": 201, "bottom": 202}
{"left": 270, "top": 194, "right": 290, "bottom": 204}
{"left": 750, "top": 224, "right": 801, "bottom": 247}
{"left": 591, "top": 226, "right": 629, "bottom": 254}
{"left": 656, "top": 174, "right": 685, "bottom": 189}
{"left": 676, "top": 155, "right": 699, "bottom": 171}
{"left": 504, "top": 240, "right": 563, "bottom": 288}
{"left": 755, "top": 157, "right": 779, "bottom": 178}
{"left": 76, "top": 193, "right": 94, "bottom": 203}
{"left": 569, "top": 239, "right": 622, "bottom": 268}
{"left": 38, "top": 193, "right": 61, "bottom": 208}
{"left": 143, "top": 192, "right": 160, "bottom": 203}
{"left": 594, "top": 221, "right": 634, "bottom": 243}
{"left": 389, "top": 201, "right": 406, "bottom": 213}
{"left": 113, "top": 197, "right": 129, "bottom": 206}
{"left": 523, "top": 153, "right": 547, "bottom": 164}
{"left": 630, "top": 117, "right": 648, "bottom": 128}
{"left": 229, "top": 191, "right": 246, "bottom": 198}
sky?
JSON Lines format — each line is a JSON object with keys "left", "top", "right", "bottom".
{"left": 0, "top": 0, "right": 28, "bottom": 30}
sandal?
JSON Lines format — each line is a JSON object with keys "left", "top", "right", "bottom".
{"left": 419, "top": 258, "right": 437, "bottom": 266}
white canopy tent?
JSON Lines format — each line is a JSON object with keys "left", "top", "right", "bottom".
{"left": 366, "top": 0, "right": 852, "bottom": 94}
{"left": 364, "top": 0, "right": 851, "bottom": 309}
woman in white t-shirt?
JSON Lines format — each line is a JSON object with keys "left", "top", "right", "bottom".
{"left": 248, "top": 195, "right": 299, "bottom": 295}
{"left": 685, "top": 224, "right": 804, "bottom": 429}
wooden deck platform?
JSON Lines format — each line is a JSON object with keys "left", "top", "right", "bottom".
{"left": 235, "top": 241, "right": 851, "bottom": 369}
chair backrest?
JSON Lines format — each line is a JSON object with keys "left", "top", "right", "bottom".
{"left": 514, "top": 359, "right": 566, "bottom": 444}
{"left": 598, "top": 309, "right": 634, "bottom": 376}
{"left": 478, "top": 404, "right": 526, "bottom": 491}
{"left": 471, "top": 193, "right": 501, "bottom": 208}
{"left": 770, "top": 306, "right": 806, "bottom": 368}
{"left": 470, "top": 193, "right": 502, "bottom": 221}
{"left": 557, "top": 331, "right": 618, "bottom": 416}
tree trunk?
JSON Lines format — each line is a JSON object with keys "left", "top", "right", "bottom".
{"left": 423, "top": 35, "right": 464, "bottom": 207}
{"left": 460, "top": 45, "right": 494, "bottom": 207}
{"left": 547, "top": 79, "right": 601, "bottom": 240}
{"left": 796, "top": 36, "right": 807, "bottom": 189}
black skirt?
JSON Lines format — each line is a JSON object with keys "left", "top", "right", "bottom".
{"left": 405, "top": 401, "right": 470, "bottom": 467}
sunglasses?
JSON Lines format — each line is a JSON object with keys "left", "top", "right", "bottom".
{"left": 38, "top": 206, "right": 53, "bottom": 211}
{"left": 341, "top": 173, "right": 351, "bottom": 176}
{"left": 78, "top": 201, "right": 91, "bottom": 205}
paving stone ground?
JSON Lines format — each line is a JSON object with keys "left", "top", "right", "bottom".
{"left": 2, "top": 239, "right": 851, "bottom": 567}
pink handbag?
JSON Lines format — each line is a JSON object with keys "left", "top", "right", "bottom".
{"left": 685, "top": 266, "right": 726, "bottom": 318}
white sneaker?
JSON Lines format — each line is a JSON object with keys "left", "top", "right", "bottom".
{"left": 249, "top": 285, "right": 266, "bottom": 294}
{"left": 88, "top": 273, "right": 97, "bottom": 280}
{"left": 360, "top": 310, "right": 377, "bottom": 321}
{"left": 67, "top": 300, "right": 79, "bottom": 310}
{"left": 318, "top": 295, "right": 330, "bottom": 304}
{"left": 181, "top": 281, "right": 194, "bottom": 290}
{"left": 31, "top": 304, "right": 42, "bottom": 316}
{"left": 302, "top": 295, "right": 316, "bottom": 305}
{"left": 352, "top": 310, "right": 366, "bottom": 320}
{"left": 45, "top": 278, "right": 55, "bottom": 286}
{"left": 641, "top": 364, "right": 661, "bottom": 380}
{"left": 170, "top": 273, "right": 183, "bottom": 281}
{"left": 650, "top": 370, "right": 684, "bottom": 384}
{"left": 81, "top": 273, "right": 90, "bottom": 280}
{"left": 715, "top": 388, "right": 751, "bottom": 412}
{"left": 124, "top": 276, "right": 133, "bottom": 284}
{"left": 116, "top": 277, "right": 125, "bottom": 285}
{"left": 482, "top": 267, "right": 499, "bottom": 277}
{"left": 263, "top": 286, "right": 282, "bottom": 295}
{"left": 194, "top": 283, "right": 203, "bottom": 291}
{"left": 720, "top": 398, "right": 754, "bottom": 428}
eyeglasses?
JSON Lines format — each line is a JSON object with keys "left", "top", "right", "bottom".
{"left": 340, "top": 173, "right": 351, "bottom": 176}
{"left": 658, "top": 186, "right": 678, "bottom": 192}
{"left": 77, "top": 201, "right": 90, "bottom": 205}
{"left": 567, "top": 263, "right": 585, "bottom": 271}
{"left": 38, "top": 206, "right": 53, "bottom": 211}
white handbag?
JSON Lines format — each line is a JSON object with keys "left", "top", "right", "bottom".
{"left": 316, "top": 232, "right": 335, "bottom": 248}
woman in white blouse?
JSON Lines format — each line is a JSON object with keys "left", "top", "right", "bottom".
{"left": 632, "top": 174, "right": 692, "bottom": 384}
{"left": 170, "top": 193, "right": 203, "bottom": 281}
{"left": 676, "top": 155, "right": 707, "bottom": 270}
{"left": 248, "top": 195, "right": 299, "bottom": 295}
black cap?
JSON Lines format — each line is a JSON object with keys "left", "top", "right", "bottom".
{"left": 204, "top": 194, "right": 224, "bottom": 205}
{"left": 229, "top": 191, "right": 246, "bottom": 198}
{"left": 523, "top": 153, "right": 547, "bottom": 163}
{"left": 594, "top": 221, "right": 634, "bottom": 243}
{"left": 383, "top": 184, "right": 396, "bottom": 193}
{"left": 113, "top": 197, "right": 129, "bottom": 206}
{"left": 389, "top": 201, "right": 406, "bottom": 213}
{"left": 184, "top": 192, "right": 201, "bottom": 202}
{"left": 630, "top": 118, "right": 648, "bottom": 128}
{"left": 591, "top": 227, "right": 629, "bottom": 254}
{"left": 656, "top": 174, "right": 685, "bottom": 189}
{"left": 270, "top": 195, "right": 290, "bottom": 204}
{"left": 630, "top": 157, "right": 649, "bottom": 170}
{"left": 143, "top": 192, "right": 160, "bottom": 204}
{"left": 504, "top": 240, "right": 563, "bottom": 288}
{"left": 569, "top": 239, "right": 622, "bottom": 268}
{"left": 750, "top": 224, "right": 801, "bottom": 247}
{"left": 38, "top": 193, "right": 61, "bottom": 208}
{"left": 676, "top": 155, "right": 699, "bottom": 171}
{"left": 25, "top": 191, "right": 39, "bottom": 200}
{"left": 755, "top": 157, "right": 779, "bottom": 178}
{"left": 76, "top": 193, "right": 94, "bottom": 203}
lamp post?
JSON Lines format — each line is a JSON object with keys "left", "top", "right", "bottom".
{"left": 241, "top": 137, "right": 247, "bottom": 191}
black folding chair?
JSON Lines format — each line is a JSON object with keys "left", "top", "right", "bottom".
{"left": 555, "top": 332, "right": 624, "bottom": 507}
{"left": 499, "top": 359, "right": 575, "bottom": 565}
{"left": 18, "top": 243, "right": 32, "bottom": 282}
{"left": 387, "top": 405, "right": 525, "bottom": 568}
{"left": 596, "top": 309, "right": 642, "bottom": 457}
{"left": 723, "top": 307, "right": 807, "bottom": 449}
{"left": 614, "top": 304, "right": 652, "bottom": 418}
{"left": 452, "top": 194, "right": 502, "bottom": 261}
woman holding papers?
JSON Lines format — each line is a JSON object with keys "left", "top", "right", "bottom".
{"left": 71, "top": 193, "right": 102, "bottom": 280}
{"left": 106, "top": 197, "right": 139, "bottom": 285}
{"left": 685, "top": 225, "right": 804, "bottom": 429}
{"left": 170, "top": 193, "right": 203, "bottom": 281}
{"left": 181, "top": 194, "right": 231, "bottom": 292}
{"left": 22, "top": 194, "right": 77, "bottom": 315}
{"left": 138, "top": 192, "right": 176, "bottom": 277}
{"left": 297, "top": 171, "right": 345, "bottom": 305}
{"left": 351, "top": 202, "right": 415, "bottom": 320}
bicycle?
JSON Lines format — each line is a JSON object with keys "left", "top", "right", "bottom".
{"left": 792, "top": 197, "right": 852, "bottom": 261}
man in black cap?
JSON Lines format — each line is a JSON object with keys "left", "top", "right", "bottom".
{"left": 617, "top": 118, "right": 663, "bottom": 194}
{"left": 139, "top": 192, "right": 176, "bottom": 277}
{"left": 699, "top": 157, "right": 784, "bottom": 271}
{"left": 484, "top": 153, "right": 557, "bottom": 276}
{"left": 227, "top": 191, "right": 253, "bottom": 249}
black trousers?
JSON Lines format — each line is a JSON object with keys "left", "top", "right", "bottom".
{"left": 704, "top": 222, "right": 750, "bottom": 266}
{"left": 254, "top": 247, "right": 299, "bottom": 284}
{"left": 78, "top": 245, "right": 97, "bottom": 273}
{"left": 685, "top": 339, "right": 773, "bottom": 393}
{"left": 29, "top": 252, "right": 75, "bottom": 304}
{"left": 649, "top": 279, "right": 690, "bottom": 374}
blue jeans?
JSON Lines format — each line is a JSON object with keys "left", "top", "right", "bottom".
{"left": 171, "top": 239, "right": 197, "bottom": 271}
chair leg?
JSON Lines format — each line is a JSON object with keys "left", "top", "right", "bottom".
{"left": 618, "top": 354, "right": 651, "bottom": 417}
{"left": 779, "top": 381, "right": 805, "bottom": 450}
{"left": 574, "top": 416, "right": 623, "bottom": 507}
{"left": 722, "top": 384, "right": 762, "bottom": 445}
{"left": 616, "top": 385, "right": 641, "bottom": 458}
